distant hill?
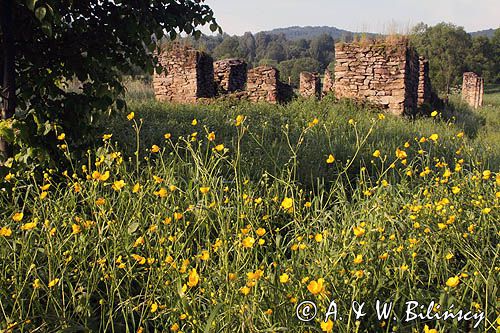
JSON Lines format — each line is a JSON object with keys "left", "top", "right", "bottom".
{"left": 470, "top": 29, "right": 497, "bottom": 38}
{"left": 262, "top": 25, "right": 378, "bottom": 41}
{"left": 262, "top": 25, "right": 497, "bottom": 41}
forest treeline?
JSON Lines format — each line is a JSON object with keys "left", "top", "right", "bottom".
{"left": 177, "top": 23, "right": 500, "bottom": 92}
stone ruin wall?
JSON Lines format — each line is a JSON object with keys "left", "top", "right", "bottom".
{"left": 153, "top": 43, "right": 441, "bottom": 114}
{"left": 246, "top": 66, "right": 293, "bottom": 104}
{"left": 213, "top": 59, "right": 247, "bottom": 94}
{"left": 462, "top": 72, "right": 484, "bottom": 109}
{"left": 154, "top": 45, "right": 292, "bottom": 104}
{"left": 299, "top": 72, "right": 321, "bottom": 99}
{"left": 334, "top": 41, "right": 420, "bottom": 115}
{"left": 418, "top": 57, "right": 432, "bottom": 107}
{"left": 153, "top": 44, "right": 215, "bottom": 103}
{"left": 322, "top": 69, "right": 335, "bottom": 97}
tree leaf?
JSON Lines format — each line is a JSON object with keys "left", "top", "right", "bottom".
{"left": 35, "top": 6, "right": 46, "bottom": 21}
{"left": 41, "top": 22, "right": 52, "bottom": 36}
{"left": 26, "top": 0, "right": 38, "bottom": 11}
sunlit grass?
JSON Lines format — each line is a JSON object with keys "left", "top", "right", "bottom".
{"left": 0, "top": 86, "right": 499, "bottom": 332}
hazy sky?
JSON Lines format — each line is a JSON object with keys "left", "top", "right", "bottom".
{"left": 203, "top": 0, "right": 500, "bottom": 35}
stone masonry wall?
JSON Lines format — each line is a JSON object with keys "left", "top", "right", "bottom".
{"left": 153, "top": 44, "right": 215, "bottom": 103}
{"left": 247, "top": 66, "right": 293, "bottom": 103}
{"left": 462, "top": 72, "right": 484, "bottom": 109}
{"left": 214, "top": 59, "right": 247, "bottom": 94}
{"left": 322, "top": 69, "right": 334, "bottom": 97}
{"left": 418, "top": 57, "right": 432, "bottom": 107}
{"left": 299, "top": 72, "right": 321, "bottom": 99}
{"left": 334, "top": 41, "right": 419, "bottom": 115}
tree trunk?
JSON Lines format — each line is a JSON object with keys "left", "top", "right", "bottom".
{"left": 0, "top": 0, "right": 16, "bottom": 159}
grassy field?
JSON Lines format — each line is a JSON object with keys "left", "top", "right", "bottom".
{"left": 0, "top": 83, "right": 499, "bottom": 332}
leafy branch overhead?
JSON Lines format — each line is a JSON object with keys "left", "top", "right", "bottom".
{"left": 0, "top": 0, "right": 220, "bottom": 164}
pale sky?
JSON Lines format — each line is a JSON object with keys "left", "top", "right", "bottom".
{"left": 203, "top": 0, "right": 500, "bottom": 35}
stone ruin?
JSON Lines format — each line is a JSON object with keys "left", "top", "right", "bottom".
{"left": 154, "top": 44, "right": 293, "bottom": 104}
{"left": 153, "top": 42, "right": 443, "bottom": 115}
{"left": 153, "top": 44, "right": 214, "bottom": 103}
{"left": 334, "top": 40, "right": 420, "bottom": 116}
{"left": 213, "top": 59, "right": 247, "bottom": 94}
{"left": 299, "top": 72, "right": 321, "bottom": 99}
{"left": 246, "top": 66, "right": 294, "bottom": 103}
{"left": 461, "top": 72, "right": 484, "bottom": 109}
{"left": 418, "top": 57, "right": 432, "bottom": 107}
{"left": 322, "top": 69, "right": 335, "bottom": 97}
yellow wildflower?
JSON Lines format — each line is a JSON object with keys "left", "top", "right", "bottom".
{"left": 0, "top": 227, "right": 13, "bottom": 237}
{"left": 235, "top": 115, "right": 245, "bottom": 126}
{"left": 321, "top": 319, "right": 334, "bottom": 332}
{"left": 326, "top": 154, "right": 335, "bottom": 164}
{"left": 281, "top": 197, "right": 293, "bottom": 212}
{"left": 307, "top": 278, "right": 325, "bottom": 295}
{"left": 353, "top": 226, "right": 365, "bottom": 237}
{"left": 187, "top": 268, "right": 199, "bottom": 287}
{"left": 48, "top": 278, "right": 60, "bottom": 288}
{"left": 353, "top": 254, "right": 363, "bottom": 264}
{"left": 242, "top": 236, "right": 255, "bottom": 248}
{"left": 279, "top": 273, "right": 290, "bottom": 284}
{"left": 446, "top": 276, "right": 460, "bottom": 288}
{"left": 112, "top": 180, "right": 126, "bottom": 191}
{"left": 151, "top": 145, "right": 160, "bottom": 153}
{"left": 12, "top": 212, "right": 24, "bottom": 222}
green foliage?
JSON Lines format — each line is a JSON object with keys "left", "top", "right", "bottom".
{"left": 411, "top": 23, "right": 472, "bottom": 93}
{"left": 277, "top": 57, "right": 322, "bottom": 87}
{"left": 411, "top": 24, "right": 500, "bottom": 92}
{"left": 0, "top": 0, "right": 220, "bottom": 168}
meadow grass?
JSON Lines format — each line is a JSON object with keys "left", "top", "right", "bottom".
{"left": 0, "top": 86, "right": 499, "bottom": 332}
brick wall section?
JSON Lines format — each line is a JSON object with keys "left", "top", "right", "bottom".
{"left": 246, "top": 66, "right": 293, "bottom": 103}
{"left": 334, "top": 41, "right": 419, "bottom": 115}
{"left": 299, "top": 72, "right": 321, "bottom": 99}
{"left": 322, "top": 69, "right": 334, "bottom": 97}
{"left": 461, "top": 72, "right": 484, "bottom": 109}
{"left": 153, "top": 44, "right": 215, "bottom": 103}
{"left": 213, "top": 59, "right": 247, "bottom": 94}
{"left": 417, "top": 57, "right": 432, "bottom": 107}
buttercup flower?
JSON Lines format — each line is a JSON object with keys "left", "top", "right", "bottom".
{"left": 187, "top": 268, "right": 199, "bottom": 287}
{"left": 446, "top": 276, "right": 460, "bottom": 288}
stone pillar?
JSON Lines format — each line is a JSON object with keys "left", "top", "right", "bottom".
{"left": 322, "top": 69, "right": 334, "bottom": 97}
{"left": 213, "top": 59, "right": 247, "bottom": 94}
{"left": 461, "top": 72, "right": 484, "bottom": 109}
{"left": 246, "top": 66, "right": 293, "bottom": 103}
{"left": 417, "top": 57, "right": 431, "bottom": 107}
{"left": 153, "top": 44, "right": 215, "bottom": 103}
{"left": 299, "top": 72, "right": 321, "bottom": 99}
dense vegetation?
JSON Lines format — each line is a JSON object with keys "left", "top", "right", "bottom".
{"left": 0, "top": 83, "right": 499, "bottom": 332}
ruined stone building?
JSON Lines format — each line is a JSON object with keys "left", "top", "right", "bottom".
{"left": 334, "top": 40, "right": 420, "bottom": 115}
{"left": 154, "top": 45, "right": 293, "bottom": 104}
{"left": 299, "top": 72, "right": 321, "bottom": 99}
{"left": 153, "top": 44, "right": 215, "bottom": 103}
{"left": 213, "top": 59, "right": 247, "bottom": 94}
{"left": 153, "top": 42, "right": 440, "bottom": 115}
{"left": 461, "top": 72, "right": 484, "bottom": 109}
